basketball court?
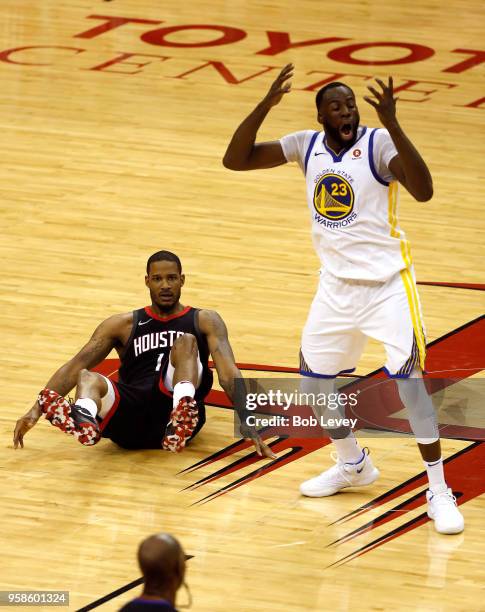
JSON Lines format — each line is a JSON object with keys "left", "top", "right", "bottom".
{"left": 1, "top": 1, "right": 484, "bottom": 610}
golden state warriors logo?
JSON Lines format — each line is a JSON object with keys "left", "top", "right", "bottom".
{"left": 313, "top": 174, "right": 354, "bottom": 220}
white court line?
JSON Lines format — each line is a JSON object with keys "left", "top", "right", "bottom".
{"left": 269, "top": 541, "right": 307, "bottom": 549}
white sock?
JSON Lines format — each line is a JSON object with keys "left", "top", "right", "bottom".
{"left": 173, "top": 381, "right": 195, "bottom": 408}
{"left": 75, "top": 397, "right": 98, "bottom": 419}
{"left": 424, "top": 458, "right": 447, "bottom": 493}
{"left": 331, "top": 433, "right": 363, "bottom": 464}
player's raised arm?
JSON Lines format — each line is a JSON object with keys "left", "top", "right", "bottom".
{"left": 198, "top": 310, "right": 277, "bottom": 459}
{"left": 364, "top": 76, "right": 433, "bottom": 202}
{"left": 13, "top": 314, "right": 125, "bottom": 448}
{"left": 222, "top": 63, "right": 294, "bottom": 171}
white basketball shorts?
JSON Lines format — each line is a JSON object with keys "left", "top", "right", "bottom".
{"left": 300, "top": 267, "right": 426, "bottom": 378}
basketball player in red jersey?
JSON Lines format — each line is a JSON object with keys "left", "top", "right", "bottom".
{"left": 13, "top": 250, "right": 275, "bottom": 458}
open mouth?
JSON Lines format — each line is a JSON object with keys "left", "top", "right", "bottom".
{"left": 340, "top": 123, "right": 353, "bottom": 139}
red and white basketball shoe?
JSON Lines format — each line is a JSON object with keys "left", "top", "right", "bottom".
{"left": 162, "top": 397, "right": 199, "bottom": 453}
{"left": 38, "top": 388, "right": 100, "bottom": 446}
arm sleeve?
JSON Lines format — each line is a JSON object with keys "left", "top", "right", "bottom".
{"left": 373, "top": 129, "right": 399, "bottom": 182}
{"left": 280, "top": 130, "right": 315, "bottom": 172}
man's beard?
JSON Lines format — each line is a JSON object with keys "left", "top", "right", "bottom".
{"left": 151, "top": 289, "right": 180, "bottom": 311}
{"left": 323, "top": 112, "right": 360, "bottom": 150}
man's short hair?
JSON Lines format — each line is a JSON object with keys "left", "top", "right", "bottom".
{"left": 146, "top": 250, "right": 182, "bottom": 274}
{"left": 315, "top": 82, "right": 354, "bottom": 109}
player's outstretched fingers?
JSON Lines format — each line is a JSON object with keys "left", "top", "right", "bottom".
{"left": 367, "top": 86, "right": 382, "bottom": 100}
{"left": 263, "top": 63, "right": 294, "bottom": 107}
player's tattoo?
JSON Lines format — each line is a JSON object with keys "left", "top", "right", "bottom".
{"left": 85, "top": 336, "right": 110, "bottom": 361}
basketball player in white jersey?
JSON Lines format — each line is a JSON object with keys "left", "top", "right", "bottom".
{"left": 223, "top": 64, "right": 464, "bottom": 534}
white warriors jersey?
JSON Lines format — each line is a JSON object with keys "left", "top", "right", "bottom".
{"left": 280, "top": 126, "right": 412, "bottom": 282}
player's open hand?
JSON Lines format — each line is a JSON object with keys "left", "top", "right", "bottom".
{"left": 240, "top": 421, "right": 276, "bottom": 459}
{"left": 252, "top": 436, "right": 277, "bottom": 460}
{"left": 243, "top": 429, "right": 277, "bottom": 460}
{"left": 13, "top": 404, "right": 42, "bottom": 449}
{"left": 261, "top": 63, "right": 294, "bottom": 109}
{"left": 364, "top": 77, "right": 398, "bottom": 127}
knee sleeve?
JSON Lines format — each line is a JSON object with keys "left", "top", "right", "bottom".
{"left": 299, "top": 375, "right": 350, "bottom": 438}
{"left": 397, "top": 373, "right": 439, "bottom": 444}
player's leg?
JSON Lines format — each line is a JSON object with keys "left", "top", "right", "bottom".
{"left": 362, "top": 269, "right": 464, "bottom": 533}
{"left": 298, "top": 373, "right": 381, "bottom": 497}
{"left": 75, "top": 369, "right": 109, "bottom": 413}
{"left": 160, "top": 333, "right": 204, "bottom": 452}
{"left": 396, "top": 367, "right": 463, "bottom": 533}
{"left": 299, "top": 272, "right": 379, "bottom": 496}
{"left": 165, "top": 333, "right": 202, "bottom": 404}
{"left": 38, "top": 370, "right": 110, "bottom": 446}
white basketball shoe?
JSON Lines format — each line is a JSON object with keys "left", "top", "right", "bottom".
{"left": 300, "top": 448, "right": 380, "bottom": 497}
{"left": 426, "top": 487, "right": 465, "bottom": 534}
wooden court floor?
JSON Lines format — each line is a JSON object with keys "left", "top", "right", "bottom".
{"left": 0, "top": 1, "right": 484, "bottom": 610}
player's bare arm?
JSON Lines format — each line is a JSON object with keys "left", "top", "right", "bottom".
{"left": 13, "top": 313, "right": 132, "bottom": 449}
{"left": 198, "top": 309, "right": 277, "bottom": 459}
{"left": 222, "top": 63, "right": 294, "bottom": 171}
{"left": 364, "top": 76, "right": 433, "bottom": 202}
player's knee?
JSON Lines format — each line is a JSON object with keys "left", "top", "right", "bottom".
{"left": 78, "top": 368, "right": 91, "bottom": 383}
{"left": 77, "top": 368, "right": 98, "bottom": 387}
{"left": 173, "top": 333, "right": 197, "bottom": 354}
